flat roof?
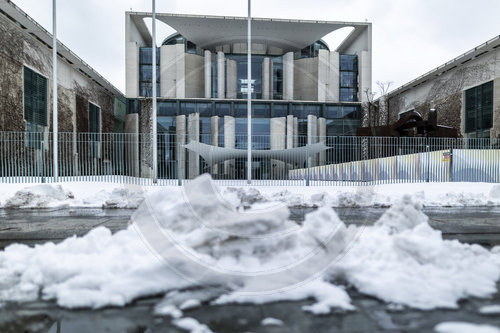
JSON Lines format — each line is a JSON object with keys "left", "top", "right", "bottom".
{"left": 128, "top": 12, "right": 370, "bottom": 52}
{"left": 0, "top": 0, "right": 123, "bottom": 97}
{"left": 387, "top": 35, "right": 500, "bottom": 98}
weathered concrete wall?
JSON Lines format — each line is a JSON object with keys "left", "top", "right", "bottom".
{"left": 387, "top": 48, "right": 500, "bottom": 138}
{"left": 184, "top": 54, "right": 204, "bottom": 98}
{"left": 0, "top": 9, "right": 118, "bottom": 134}
{"left": 294, "top": 57, "right": 318, "bottom": 101}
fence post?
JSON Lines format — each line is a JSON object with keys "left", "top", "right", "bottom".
{"left": 41, "top": 140, "right": 46, "bottom": 183}
{"left": 306, "top": 143, "right": 310, "bottom": 186}
{"left": 426, "top": 144, "right": 430, "bottom": 183}
{"left": 177, "top": 141, "right": 182, "bottom": 187}
{"left": 449, "top": 147, "right": 453, "bottom": 182}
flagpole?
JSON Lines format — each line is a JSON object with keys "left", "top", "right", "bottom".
{"left": 247, "top": 0, "right": 252, "bottom": 184}
{"left": 152, "top": 0, "right": 158, "bottom": 183}
{"left": 52, "top": 0, "right": 58, "bottom": 182}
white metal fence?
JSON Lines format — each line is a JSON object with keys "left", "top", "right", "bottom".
{"left": 0, "top": 132, "right": 499, "bottom": 186}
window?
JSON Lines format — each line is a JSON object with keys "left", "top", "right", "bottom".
{"left": 24, "top": 67, "right": 48, "bottom": 133}
{"left": 89, "top": 102, "right": 101, "bottom": 142}
{"left": 465, "top": 81, "right": 493, "bottom": 135}
{"left": 339, "top": 54, "right": 358, "bottom": 102}
{"left": 139, "top": 47, "right": 160, "bottom": 97}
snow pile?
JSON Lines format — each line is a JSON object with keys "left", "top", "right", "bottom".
{"left": 0, "top": 183, "right": 145, "bottom": 209}
{"left": 435, "top": 322, "right": 500, "bottom": 333}
{"left": 0, "top": 175, "right": 500, "bottom": 315}
{"left": 261, "top": 317, "right": 284, "bottom": 326}
{"left": 327, "top": 195, "right": 500, "bottom": 309}
{"left": 479, "top": 304, "right": 500, "bottom": 315}
{"left": 172, "top": 317, "right": 213, "bottom": 333}
{"left": 4, "top": 184, "right": 74, "bottom": 208}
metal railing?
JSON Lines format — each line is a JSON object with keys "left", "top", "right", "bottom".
{"left": 1, "top": 131, "right": 499, "bottom": 186}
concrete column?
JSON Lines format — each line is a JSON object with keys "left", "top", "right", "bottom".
{"left": 359, "top": 50, "right": 372, "bottom": 103}
{"left": 226, "top": 59, "right": 237, "bottom": 99}
{"left": 211, "top": 116, "right": 219, "bottom": 175}
{"left": 307, "top": 115, "right": 318, "bottom": 167}
{"left": 329, "top": 51, "right": 340, "bottom": 102}
{"left": 176, "top": 115, "right": 186, "bottom": 179}
{"left": 317, "top": 50, "right": 328, "bottom": 102}
{"left": 125, "top": 113, "right": 139, "bottom": 177}
{"left": 125, "top": 42, "right": 139, "bottom": 97}
{"left": 262, "top": 57, "right": 270, "bottom": 100}
{"left": 217, "top": 51, "right": 225, "bottom": 98}
{"left": 161, "top": 44, "right": 185, "bottom": 98}
{"left": 283, "top": 52, "right": 294, "bottom": 100}
{"left": 317, "top": 117, "right": 326, "bottom": 166}
{"left": 223, "top": 116, "right": 235, "bottom": 177}
{"left": 188, "top": 113, "right": 200, "bottom": 178}
{"left": 204, "top": 50, "right": 212, "bottom": 98}
{"left": 286, "top": 115, "right": 294, "bottom": 149}
{"left": 270, "top": 117, "right": 286, "bottom": 178}
{"left": 293, "top": 117, "right": 298, "bottom": 148}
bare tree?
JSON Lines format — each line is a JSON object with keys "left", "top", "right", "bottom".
{"left": 376, "top": 81, "right": 393, "bottom": 126}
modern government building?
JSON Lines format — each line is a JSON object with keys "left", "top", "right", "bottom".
{"left": 124, "top": 12, "right": 372, "bottom": 178}
{"left": 2, "top": 0, "right": 499, "bottom": 181}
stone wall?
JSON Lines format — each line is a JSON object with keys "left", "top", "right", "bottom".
{"left": 0, "top": 10, "right": 118, "bottom": 134}
{"left": 386, "top": 48, "right": 500, "bottom": 138}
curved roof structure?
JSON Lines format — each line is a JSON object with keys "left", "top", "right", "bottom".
{"left": 184, "top": 141, "right": 330, "bottom": 166}
{"left": 127, "top": 12, "right": 371, "bottom": 53}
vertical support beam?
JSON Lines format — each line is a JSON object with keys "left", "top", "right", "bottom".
{"left": 204, "top": 50, "right": 212, "bottom": 98}
{"left": 329, "top": 51, "right": 340, "bottom": 102}
{"left": 247, "top": 0, "right": 252, "bottom": 184}
{"left": 226, "top": 59, "right": 237, "bottom": 99}
{"left": 211, "top": 116, "right": 219, "bottom": 175}
{"left": 126, "top": 42, "right": 140, "bottom": 97}
{"left": 359, "top": 50, "right": 372, "bottom": 103}
{"left": 318, "top": 117, "right": 326, "bottom": 166}
{"left": 217, "top": 51, "right": 225, "bottom": 98}
{"left": 286, "top": 115, "right": 294, "bottom": 149}
{"left": 307, "top": 114, "right": 318, "bottom": 167}
{"left": 293, "top": 117, "right": 298, "bottom": 148}
{"left": 188, "top": 112, "right": 200, "bottom": 178}
{"left": 52, "top": 0, "right": 58, "bottom": 182}
{"left": 283, "top": 52, "right": 294, "bottom": 100}
{"left": 270, "top": 117, "right": 286, "bottom": 178}
{"left": 176, "top": 115, "right": 186, "bottom": 179}
{"left": 152, "top": 0, "right": 157, "bottom": 183}
{"left": 224, "top": 115, "right": 235, "bottom": 177}
{"left": 262, "top": 57, "right": 270, "bottom": 100}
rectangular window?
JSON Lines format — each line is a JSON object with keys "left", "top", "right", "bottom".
{"left": 89, "top": 102, "right": 101, "bottom": 142}
{"left": 339, "top": 54, "right": 358, "bottom": 102}
{"left": 139, "top": 47, "right": 160, "bottom": 97}
{"left": 465, "top": 81, "right": 493, "bottom": 134}
{"left": 24, "top": 67, "right": 48, "bottom": 132}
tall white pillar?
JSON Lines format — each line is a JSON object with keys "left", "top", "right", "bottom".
{"left": 270, "top": 117, "right": 286, "bottom": 178}
{"left": 223, "top": 115, "right": 235, "bottom": 177}
{"left": 125, "top": 42, "right": 139, "bottom": 97}
{"left": 283, "top": 52, "right": 294, "bottom": 100}
{"left": 226, "top": 59, "right": 237, "bottom": 99}
{"left": 359, "top": 50, "right": 372, "bottom": 103}
{"left": 211, "top": 116, "right": 219, "bottom": 175}
{"left": 293, "top": 117, "right": 298, "bottom": 148}
{"left": 188, "top": 113, "right": 200, "bottom": 178}
{"left": 317, "top": 117, "right": 326, "bottom": 166}
{"left": 204, "top": 50, "right": 212, "bottom": 98}
{"left": 176, "top": 115, "right": 186, "bottom": 179}
{"left": 217, "top": 51, "right": 225, "bottom": 98}
{"left": 307, "top": 114, "right": 318, "bottom": 167}
{"left": 286, "top": 115, "right": 294, "bottom": 149}
{"left": 329, "top": 51, "right": 340, "bottom": 102}
{"left": 262, "top": 57, "right": 270, "bottom": 100}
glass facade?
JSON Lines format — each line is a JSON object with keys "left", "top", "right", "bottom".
{"left": 465, "top": 81, "right": 493, "bottom": 137}
{"left": 339, "top": 54, "right": 358, "bottom": 102}
{"left": 139, "top": 47, "right": 160, "bottom": 97}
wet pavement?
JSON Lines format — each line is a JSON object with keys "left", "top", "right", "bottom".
{"left": 1, "top": 206, "right": 500, "bottom": 332}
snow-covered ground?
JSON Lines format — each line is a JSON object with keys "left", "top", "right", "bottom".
{"left": 0, "top": 174, "right": 500, "bottom": 330}
{"left": 1, "top": 180, "right": 500, "bottom": 209}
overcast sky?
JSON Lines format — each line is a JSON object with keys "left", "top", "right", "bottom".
{"left": 11, "top": 0, "right": 500, "bottom": 96}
